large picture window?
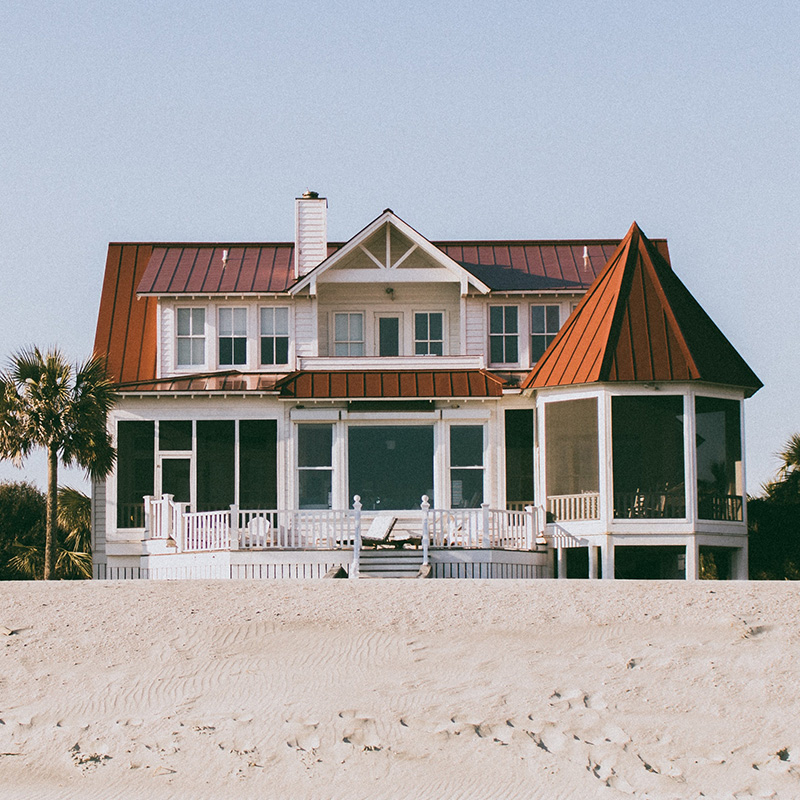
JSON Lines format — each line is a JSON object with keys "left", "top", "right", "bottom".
{"left": 260, "top": 307, "right": 289, "bottom": 365}
{"left": 219, "top": 308, "right": 247, "bottom": 366}
{"left": 298, "top": 425, "right": 333, "bottom": 508}
{"left": 489, "top": 306, "right": 518, "bottom": 364}
{"left": 176, "top": 308, "right": 205, "bottom": 367}
{"left": 348, "top": 426, "right": 434, "bottom": 510}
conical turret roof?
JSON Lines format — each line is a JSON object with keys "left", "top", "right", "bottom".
{"left": 521, "top": 222, "right": 762, "bottom": 395}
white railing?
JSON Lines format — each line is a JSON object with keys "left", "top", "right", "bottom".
{"left": 548, "top": 492, "right": 601, "bottom": 521}
{"left": 236, "top": 508, "right": 357, "bottom": 550}
{"left": 423, "top": 501, "right": 540, "bottom": 551}
{"left": 144, "top": 495, "right": 188, "bottom": 541}
{"left": 142, "top": 495, "right": 543, "bottom": 556}
{"left": 184, "top": 509, "right": 232, "bottom": 552}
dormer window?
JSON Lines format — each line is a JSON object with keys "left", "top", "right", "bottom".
{"left": 219, "top": 308, "right": 247, "bottom": 366}
{"left": 260, "top": 307, "right": 289, "bottom": 365}
{"left": 176, "top": 307, "right": 206, "bottom": 367}
{"left": 334, "top": 313, "right": 364, "bottom": 356}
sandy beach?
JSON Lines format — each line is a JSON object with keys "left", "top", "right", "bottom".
{"left": 1, "top": 579, "right": 799, "bottom": 799}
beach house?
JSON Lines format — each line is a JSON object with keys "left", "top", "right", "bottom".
{"left": 91, "top": 193, "right": 761, "bottom": 580}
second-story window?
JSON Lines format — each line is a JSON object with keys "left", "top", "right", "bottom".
{"left": 219, "top": 307, "right": 247, "bottom": 366}
{"left": 489, "top": 306, "right": 518, "bottom": 364}
{"left": 415, "top": 312, "right": 444, "bottom": 355}
{"left": 531, "top": 305, "right": 560, "bottom": 362}
{"left": 176, "top": 307, "right": 205, "bottom": 367}
{"left": 260, "top": 307, "right": 289, "bottom": 365}
{"left": 334, "top": 312, "right": 364, "bottom": 356}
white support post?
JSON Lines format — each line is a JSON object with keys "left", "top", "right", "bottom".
{"left": 229, "top": 504, "right": 239, "bottom": 551}
{"left": 481, "top": 502, "right": 491, "bottom": 548}
{"left": 350, "top": 495, "right": 362, "bottom": 579}
{"left": 557, "top": 545, "right": 567, "bottom": 579}
{"left": 686, "top": 538, "right": 700, "bottom": 581}
{"left": 602, "top": 536, "right": 615, "bottom": 580}
{"left": 421, "top": 495, "right": 430, "bottom": 567}
{"left": 588, "top": 545, "right": 599, "bottom": 580}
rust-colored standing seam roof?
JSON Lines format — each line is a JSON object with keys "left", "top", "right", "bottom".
{"left": 93, "top": 244, "right": 158, "bottom": 383}
{"left": 133, "top": 239, "right": 671, "bottom": 296}
{"left": 115, "top": 371, "right": 284, "bottom": 393}
{"left": 276, "top": 370, "right": 505, "bottom": 399}
{"left": 521, "top": 222, "right": 762, "bottom": 395}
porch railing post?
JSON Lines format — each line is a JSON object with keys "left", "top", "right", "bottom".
{"left": 229, "top": 504, "right": 239, "bottom": 550}
{"left": 481, "top": 502, "right": 491, "bottom": 548}
{"left": 350, "top": 495, "right": 362, "bottom": 579}
{"left": 421, "top": 495, "right": 430, "bottom": 566}
{"left": 143, "top": 495, "right": 152, "bottom": 537}
{"left": 164, "top": 494, "right": 174, "bottom": 543}
{"left": 524, "top": 505, "right": 535, "bottom": 550}
{"left": 175, "top": 503, "right": 187, "bottom": 553}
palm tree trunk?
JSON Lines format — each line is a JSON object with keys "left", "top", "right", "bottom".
{"left": 44, "top": 446, "right": 58, "bottom": 580}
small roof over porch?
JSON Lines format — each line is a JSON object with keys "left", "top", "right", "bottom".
{"left": 276, "top": 369, "right": 505, "bottom": 399}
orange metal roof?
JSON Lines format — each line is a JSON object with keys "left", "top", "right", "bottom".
{"left": 522, "top": 222, "right": 762, "bottom": 395}
{"left": 93, "top": 244, "right": 158, "bottom": 383}
{"left": 277, "top": 370, "right": 505, "bottom": 399}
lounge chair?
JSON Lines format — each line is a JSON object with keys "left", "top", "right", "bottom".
{"left": 361, "top": 514, "right": 397, "bottom": 547}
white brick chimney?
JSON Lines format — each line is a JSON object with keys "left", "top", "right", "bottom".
{"left": 294, "top": 191, "right": 328, "bottom": 278}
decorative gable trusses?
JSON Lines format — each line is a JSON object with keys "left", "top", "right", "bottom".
{"left": 521, "top": 222, "right": 762, "bottom": 395}
{"left": 289, "top": 210, "right": 491, "bottom": 297}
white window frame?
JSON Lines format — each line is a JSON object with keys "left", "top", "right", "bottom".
{"left": 414, "top": 311, "right": 445, "bottom": 356}
{"left": 530, "top": 304, "right": 561, "bottom": 364}
{"left": 218, "top": 307, "right": 248, "bottom": 367}
{"left": 333, "top": 312, "right": 365, "bottom": 357}
{"left": 488, "top": 305, "right": 519, "bottom": 365}
{"left": 176, "top": 307, "right": 206, "bottom": 369}
{"left": 259, "top": 306, "right": 290, "bottom": 367}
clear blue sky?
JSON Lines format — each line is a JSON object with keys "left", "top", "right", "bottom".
{"left": 1, "top": 0, "right": 797, "bottom": 494}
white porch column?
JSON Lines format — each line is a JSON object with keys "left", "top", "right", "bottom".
{"left": 686, "top": 538, "right": 700, "bottom": 580}
{"left": 734, "top": 541, "right": 749, "bottom": 581}
{"left": 588, "top": 545, "right": 599, "bottom": 580}
{"left": 557, "top": 546, "right": 567, "bottom": 579}
{"left": 601, "top": 536, "right": 615, "bottom": 580}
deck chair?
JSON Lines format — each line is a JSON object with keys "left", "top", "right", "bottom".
{"left": 244, "top": 515, "right": 271, "bottom": 548}
{"left": 361, "top": 514, "right": 397, "bottom": 548}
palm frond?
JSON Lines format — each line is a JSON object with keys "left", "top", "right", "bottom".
{"left": 8, "top": 543, "right": 44, "bottom": 580}
{"left": 57, "top": 486, "right": 92, "bottom": 551}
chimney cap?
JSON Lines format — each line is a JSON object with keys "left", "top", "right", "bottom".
{"left": 301, "top": 190, "right": 320, "bottom": 199}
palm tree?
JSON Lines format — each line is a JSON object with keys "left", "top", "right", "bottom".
{"left": 0, "top": 348, "right": 117, "bottom": 579}
{"left": 763, "top": 433, "right": 800, "bottom": 504}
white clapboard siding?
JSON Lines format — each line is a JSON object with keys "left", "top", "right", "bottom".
{"left": 160, "top": 303, "right": 173, "bottom": 375}
{"left": 464, "top": 298, "right": 487, "bottom": 357}
{"left": 92, "top": 478, "right": 106, "bottom": 557}
{"left": 294, "top": 300, "right": 316, "bottom": 357}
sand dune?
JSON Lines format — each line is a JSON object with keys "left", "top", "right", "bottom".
{"left": 1, "top": 580, "right": 799, "bottom": 799}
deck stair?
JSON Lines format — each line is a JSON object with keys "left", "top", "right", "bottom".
{"left": 358, "top": 548, "right": 424, "bottom": 578}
